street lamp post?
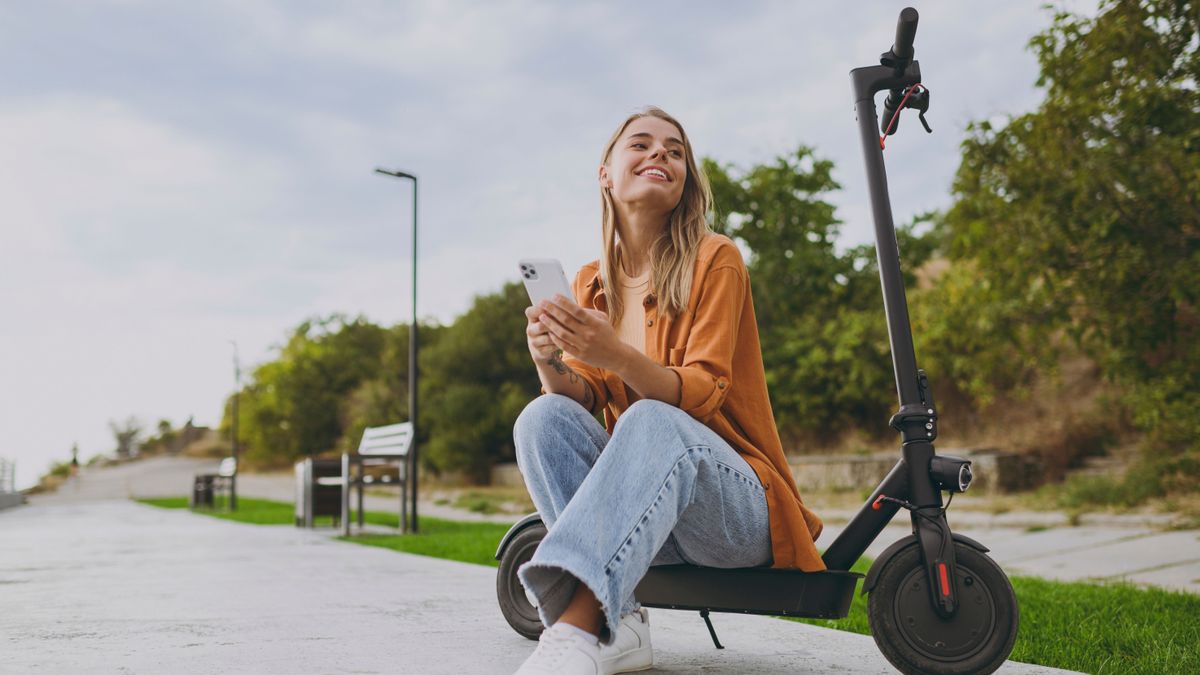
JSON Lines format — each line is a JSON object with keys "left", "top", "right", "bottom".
{"left": 228, "top": 340, "right": 241, "bottom": 511}
{"left": 374, "top": 167, "right": 419, "bottom": 534}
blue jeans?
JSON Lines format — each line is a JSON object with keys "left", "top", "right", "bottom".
{"left": 514, "top": 394, "right": 772, "bottom": 645}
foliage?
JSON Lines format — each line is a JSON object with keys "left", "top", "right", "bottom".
{"left": 137, "top": 418, "right": 178, "bottom": 455}
{"left": 337, "top": 322, "right": 449, "bottom": 456}
{"left": 705, "top": 151, "right": 940, "bottom": 444}
{"left": 943, "top": 0, "right": 1200, "bottom": 466}
{"left": 229, "top": 316, "right": 389, "bottom": 465}
{"left": 225, "top": 283, "right": 537, "bottom": 482}
{"left": 417, "top": 281, "right": 542, "bottom": 481}
{"left": 109, "top": 416, "right": 143, "bottom": 458}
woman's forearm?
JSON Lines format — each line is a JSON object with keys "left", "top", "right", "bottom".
{"left": 613, "top": 344, "right": 682, "bottom": 406}
{"left": 535, "top": 352, "right": 596, "bottom": 412}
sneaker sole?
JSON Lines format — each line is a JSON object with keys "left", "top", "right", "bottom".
{"left": 602, "top": 646, "right": 653, "bottom": 674}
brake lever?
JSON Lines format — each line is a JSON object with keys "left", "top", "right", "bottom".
{"left": 906, "top": 86, "right": 932, "bottom": 134}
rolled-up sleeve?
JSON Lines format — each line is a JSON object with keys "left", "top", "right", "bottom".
{"left": 668, "top": 264, "right": 745, "bottom": 422}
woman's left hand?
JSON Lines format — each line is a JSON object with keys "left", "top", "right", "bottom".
{"left": 537, "top": 295, "right": 629, "bottom": 372}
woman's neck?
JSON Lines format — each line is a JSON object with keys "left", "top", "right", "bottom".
{"left": 615, "top": 204, "right": 669, "bottom": 277}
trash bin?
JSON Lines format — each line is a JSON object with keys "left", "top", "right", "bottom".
{"left": 294, "top": 458, "right": 343, "bottom": 527}
{"left": 192, "top": 474, "right": 215, "bottom": 508}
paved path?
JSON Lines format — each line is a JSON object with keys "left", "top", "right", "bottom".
{"left": 31, "top": 456, "right": 1200, "bottom": 594}
{"left": 1, "top": 500, "right": 1076, "bottom": 674}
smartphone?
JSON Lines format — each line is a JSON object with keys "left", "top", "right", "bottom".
{"left": 519, "top": 258, "right": 575, "bottom": 306}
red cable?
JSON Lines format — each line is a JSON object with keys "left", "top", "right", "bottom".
{"left": 879, "top": 83, "right": 925, "bottom": 150}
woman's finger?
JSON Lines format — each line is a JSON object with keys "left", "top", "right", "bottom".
{"left": 543, "top": 299, "right": 586, "bottom": 328}
{"left": 540, "top": 310, "right": 575, "bottom": 337}
{"left": 547, "top": 330, "right": 580, "bottom": 355}
{"left": 551, "top": 295, "right": 589, "bottom": 322}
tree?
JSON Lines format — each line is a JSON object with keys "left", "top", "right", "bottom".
{"left": 418, "top": 281, "right": 542, "bottom": 482}
{"left": 109, "top": 416, "right": 143, "bottom": 458}
{"left": 943, "top": 1, "right": 1199, "bottom": 469}
{"left": 338, "top": 321, "right": 448, "bottom": 455}
{"left": 231, "top": 315, "right": 389, "bottom": 464}
{"left": 705, "top": 150, "right": 940, "bottom": 445}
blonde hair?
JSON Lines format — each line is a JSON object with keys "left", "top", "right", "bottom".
{"left": 599, "top": 106, "right": 713, "bottom": 325}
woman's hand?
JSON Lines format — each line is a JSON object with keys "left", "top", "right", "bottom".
{"left": 525, "top": 304, "right": 560, "bottom": 362}
{"left": 537, "top": 295, "right": 630, "bottom": 372}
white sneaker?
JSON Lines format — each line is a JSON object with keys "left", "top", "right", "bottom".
{"left": 599, "top": 608, "right": 653, "bottom": 674}
{"left": 514, "top": 623, "right": 602, "bottom": 675}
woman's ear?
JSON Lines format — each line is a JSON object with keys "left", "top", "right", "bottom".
{"left": 598, "top": 165, "right": 612, "bottom": 189}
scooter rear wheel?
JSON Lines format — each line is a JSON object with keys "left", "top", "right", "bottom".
{"left": 496, "top": 522, "right": 547, "bottom": 640}
{"left": 867, "top": 541, "right": 1018, "bottom": 675}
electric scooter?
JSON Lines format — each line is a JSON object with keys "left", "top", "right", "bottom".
{"left": 495, "top": 9, "right": 1019, "bottom": 674}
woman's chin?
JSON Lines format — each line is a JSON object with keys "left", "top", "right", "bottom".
{"left": 615, "top": 189, "right": 681, "bottom": 214}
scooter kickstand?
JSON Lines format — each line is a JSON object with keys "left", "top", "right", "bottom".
{"left": 699, "top": 608, "right": 724, "bottom": 649}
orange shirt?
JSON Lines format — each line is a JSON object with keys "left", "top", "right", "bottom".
{"left": 563, "top": 233, "right": 825, "bottom": 571}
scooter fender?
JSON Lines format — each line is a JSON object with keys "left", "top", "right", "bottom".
{"left": 494, "top": 512, "right": 544, "bottom": 560}
{"left": 860, "top": 532, "right": 990, "bottom": 595}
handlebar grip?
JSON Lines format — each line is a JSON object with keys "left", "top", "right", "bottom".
{"left": 892, "top": 7, "right": 919, "bottom": 60}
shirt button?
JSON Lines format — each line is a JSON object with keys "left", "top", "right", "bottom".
{"left": 646, "top": 319, "right": 653, "bottom": 327}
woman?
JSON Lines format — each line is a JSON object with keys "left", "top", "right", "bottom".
{"left": 513, "top": 107, "right": 825, "bottom": 675}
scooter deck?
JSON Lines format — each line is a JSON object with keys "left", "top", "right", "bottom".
{"left": 634, "top": 565, "right": 862, "bottom": 619}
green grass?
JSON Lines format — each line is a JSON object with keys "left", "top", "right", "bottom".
{"left": 137, "top": 496, "right": 510, "bottom": 567}
{"left": 141, "top": 496, "right": 1200, "bottom": 673}
{"left": 348, "top": 520, "right": 513, "bottom": 567}
{"left": 139, "top": 496, "right": 298, "bottom": 524}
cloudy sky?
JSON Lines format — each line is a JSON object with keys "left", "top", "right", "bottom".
{"left": 1, "top": 1, "right": 1099, "bottom": 489}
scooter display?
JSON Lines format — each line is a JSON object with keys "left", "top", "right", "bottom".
{"left": 495, "top": 8, "right": 1019, "bottom": 674}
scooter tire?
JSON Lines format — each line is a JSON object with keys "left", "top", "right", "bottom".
{"left": 867, "top": 540, "right": 1018, "bottom": 675}
{"left": 496, "top": 521, "right": 547, "bottom": 641}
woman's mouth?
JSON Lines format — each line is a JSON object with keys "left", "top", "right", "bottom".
{"left": 636, "top": 167, "right": 671, "bottom": 182}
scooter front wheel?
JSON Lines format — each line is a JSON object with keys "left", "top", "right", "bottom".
{"left": 867, "top": 540, "right": 1018, "bottom": 675}
{"left": 496, "top": 521, "right": 547, "bottom": 640}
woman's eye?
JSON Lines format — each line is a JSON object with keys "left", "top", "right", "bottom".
{"left": 670, "top": 150, "right": 683, "bottom": 158}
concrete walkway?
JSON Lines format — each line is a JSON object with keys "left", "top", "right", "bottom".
{"left": 31, "top": 456, "right": 1200, "bottom": 594}
{"left": 1, "top": 499, "right": 1077, "bottom": 674}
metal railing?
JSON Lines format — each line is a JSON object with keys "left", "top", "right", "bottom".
{"left": 0, "top": 458, "right": 15, "bottom": 494}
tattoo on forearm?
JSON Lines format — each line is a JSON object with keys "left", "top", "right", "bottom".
{"left": 546, "top": 350, "right": 593, "bottom": 411}
{"left": 580, "top": 380, "right": 595, "bottom": 411}
{"left": 547, "top": 351, "right": 575, "bottom": 381}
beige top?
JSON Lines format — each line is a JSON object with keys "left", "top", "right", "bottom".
{"left": 614, "top": 264, "right": 651, "bottom": 353}
{"left": 614, "top": 264, "right": 651, "bottom": 405}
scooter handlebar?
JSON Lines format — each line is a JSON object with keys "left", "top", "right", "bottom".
{"left": 881, "top": 8, "right": 920, "bottom": 135}
{"left": 892, "top": 7, "right": 919, "bottom": 61}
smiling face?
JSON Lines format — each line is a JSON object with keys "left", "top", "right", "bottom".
{"left": 599, "top": 115, "right": 688, "bottom": 215}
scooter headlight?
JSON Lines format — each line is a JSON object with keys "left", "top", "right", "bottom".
{"left": 930, "top": 455, "right": 973, "bottom": 493}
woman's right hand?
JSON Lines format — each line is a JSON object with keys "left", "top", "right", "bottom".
{"left": 525, "top": 304, "right": 560, "bottom": 362}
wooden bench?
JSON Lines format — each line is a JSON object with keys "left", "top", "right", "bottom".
{"left": 191, "top": 457, "right": 236, "bottom": 509}
{"left": 341, "top": 422, "right": 413, "bottom": 536}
